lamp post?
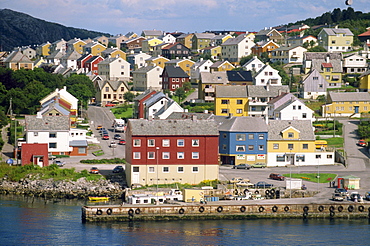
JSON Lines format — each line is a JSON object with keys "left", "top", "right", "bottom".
{"left": 317, "top": 155, "right": 320, "bottom": 192}
{"left": 156, "top": 147, "right": 160, "bottom": 204}
{"left": 288, "top": 147, "right": 293, "bottom": 199}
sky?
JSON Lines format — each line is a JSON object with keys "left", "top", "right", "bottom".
{"left": 2, "top": 0, "right": 370, "bottom": 35}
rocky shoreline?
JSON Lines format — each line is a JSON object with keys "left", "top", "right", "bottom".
{"left": 0, "top": 177, "right": 125, "bottom": 199}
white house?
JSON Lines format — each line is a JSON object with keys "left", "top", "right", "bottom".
{"left": 60, "top": 50, "right": 81, "bottom": 69}
{"left": 132, "top": 65, "right": 163, "bottom": 91}
{"left": 270, "top": 45, "right": 307, "bottom": 64}
{"left": 254, "top": 64, "right": 282, "bottom": 86}
{"left": 267, "top": 93, "right": 315, "bottom": 122}
{"left": 98, "top": 57, "right": 130, "bottom": 81}
{"left": 190, "top": 59, "right": 213, "bottom": 82}
{"left": 161, "top": 33, "right": 177, "bottom": 44}
{"left": 343, "top": 53, "right": 368, "bottom": 74}
{"left": 242, "top": 56, "right": 265, "bottom": 73}
{"left": 300, "top": 69, "right": 330, "bottom": 99}
{"left": 221, "top": 33, "right": 255, "bottom": 63}
{"left": 142, "top": 92, "right": 184, "bottom": 119}
{"left": 40, "top": 86, "right": 78, "bottom": 112}
{"left": 127, "top": 52, "right": 152, "bottom": 70}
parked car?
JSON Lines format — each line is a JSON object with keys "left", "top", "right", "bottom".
{"left": 53, "top": 160, "right": 65, "bottom": 167}
{"left": 110, "top": 141, "right": 117, "bottom": 148}
{"left": 236, "top": 181, "right": 254, "bottom": 187}
{"left": 102, "top": 134, "right": 109, "bottom": 140}
{"left": 332, "top": 193, "right": 345, "bottom": 201}
{"left": 350, "top": 192, "right": 363, "bottom": 202}
{"left": 269, "top": 173, "right": 285, "bottom": 181}
{"left": 114, "top": 134, "right": 121, "bottom": 140}
{"left": 119, "top": 139, "right": 126, "bottom": 145}
{"left": 96, "top": 125, "right": 103, "bottom": 130}
{"left": 251, "top": 163, "right": 267, "bottom": 168}
{"left": 365, "top": 191, "right": 370, "bottom": 201}
{"left": 105, "top": 102, "right": 116, "bottom": 107}
{"left": 334, "top": 188, "right": 348, "bottom": 197}
{"left": 357, "top": 139, "right": 367, "bottom": 147}
{"left": 254, "top": 181, "right": 274, "bottom": 188}
{"left": 230, "top": 177, "right": 250, "bottom": 183}
{"left": 90, "top": 167, "right": 99, "bottom": 174}
{"left": 233, "top": 164, "right": 251, "bottom": 170}
{"left": 113, "top": 165, "right": 124, "bottom": 173}
{"left": 99, "top": 128, "right": 106, "bottom": 133}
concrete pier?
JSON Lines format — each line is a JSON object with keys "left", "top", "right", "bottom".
{"left": 82, "top": 203, "right": 370, "bottom": 222}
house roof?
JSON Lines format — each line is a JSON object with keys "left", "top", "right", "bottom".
{"left": 4, "top": 50, "right": 32, "bottom": 63}
{"left": 329, "top": 92, "right": 370, "bottom": 102}
{"left": 358, "top": 30, "right": 370, "bottom": 37}
{"left": 305, "top": 52, "right": 342, "bottom": 60}
{"left": 134, "top": 89, "right": 156, "bottom": 101}
{"left": 193, "top": 33, "right": 216, "bottom": 39}
{"left": 39, "top": 101, "right": 70, "bottom": 116}
{"left": 272, "top": 44, "right": 305, "bottom": 51}
{"left": 267, "top": 120, "right": 315, "bottom": 140}
{"left": 143, "top": 91, "right": 167, "bottom": 108}
{"left": 221, "top": 34, "right": 248, "bottom": 45}
{"left": 200, "top": 71, "right": 228, "bottom": 84}
{"left": 226, "top": 71, "right": 253, "bottom": 82}
{"left": 166, "top": 112, "right": 214, "bottom": 120}
{"left": 217, "top": 116, "right": 268, "bottom": 132}
{"left": 77, "top": 53, "right": 92, "bottom": 61}
{"left": 69, "top": 140, "right": 88, "bottom": 147}
{"left": 243, "top": 56, "right": 263, "bottom": 68}
{"left": 132, "top": 65, "right": 158, "bottom": 74}
{"left": 47, "top": 50, "right": 65, "bottom": 59}
{"left": 142, "top": 30, "right": 164, "bottom": 36}
{"left": 322, "top": 63, "right": 333, "bottom": 68}
{"left": 216, "top": 85, "right": 247, "bottom": 98}
{"left": 246, "top": 85, "right": 290, "bottom": 97}
{"left": 210, "top": 60, "right": 234, "bottom": 68}
{"left": 305, "top": 52, "right": 342, "bottom": 73}
{"left": 163, "top": 66, "right": 189, "bottom": 78}
{"left": 128, "top": 119, "right": 219, "bottom": 136}
{"left": 61, "top": 50, "right": 81, "bottom": 60}
{"left": 321, "top": 28, "right": 353, "bottom": 36}
{"left": 25, "top": 115, "right": 70, "bottom": 131}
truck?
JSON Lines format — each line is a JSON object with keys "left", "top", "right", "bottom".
{"left": 112, "top": 119, "right": 125, "bottom": 132}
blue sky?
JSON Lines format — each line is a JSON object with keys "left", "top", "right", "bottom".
{"left": 2, "top": 0, "right": 370, "bottom": 35}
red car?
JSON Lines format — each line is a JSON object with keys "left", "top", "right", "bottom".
{"left": 105, "top": 102, "right": 116, "bottom": 107}
{"left": 102, "top": 134, "right": 109, "bottom": 140}
{"left": 90, "top": 167, "right": 99, "bottom": 174}
{"left": 357, "top": 139, "right": 367, "bottom": 147}
{"left": 119, "top": 139, "right": 126, "bottom": 145}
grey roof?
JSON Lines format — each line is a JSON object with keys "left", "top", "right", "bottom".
{"left": 25, "top": 115, "right": 70, "bottom": 131}
{"left": 39, "top": 101, "right": 70, "bottom": 116}
{"left": 134, "top": 89, "right": 155, "bottom": 101}
{"left": 305, "top": 52, "right": 343, "bottom": 73}
{"left": 144, "top": 92, "right": 167, "bottom": 107}
{"left": 132, "top": 65, "right": 156, "bottom": 74}
{"left": 200, "top": 71, "right": 228, "bottom": 84}
{"left": 61, "top": 50, "right": 81, "bottom": 60}
{"left": 246, "top": 85, "right": 290, "bottom": 97}
{"left": 193, "top": 33, "right": 216, "bottom": 39}
{"left": 322, "top": 28, "right": 353, "bottom": 36}
{"left": 217, "top": 116, "right": 268, "bottom": 132}
{"left": 221, "top": 34, "right": 247, "bottom": 45}
{"left": 329, "top": 92, "right": 370, "bottom": 102}
{"left": 166, "top": 112, "right": 214, "bottom": 120}
{"left": 304, "top": 52, "right": 342, "bottom": 61}
{"left": 142, "top": 30, "right": 164, "bottom": 36}
{"left": 256, "top": 28, "right": 275, "bottom": 36}
{"left": 128, "top": 119, "right": 219, "bottom": 136}
{"left": 69, "top": 140, "right": 88, "bottom": 147}
{"left": 4, "top": 50, "right": 32, "bottom": 63}
{"left": 267, "top": 120, "right": 315, "bottom": 140}
{"left": 216, "top": 85, "right": 247, "bottom": 98}
{"left": 163, "top": 66, "right": 189, "bottom": 78}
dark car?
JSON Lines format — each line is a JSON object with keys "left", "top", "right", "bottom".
{"left": 233, "top": 164, "right": 251, "bottom": 170}
{"left": 119, "top": 139, "right": 126, "bottom": 145}
{"left": 254, "top": 181, "right": 274, "bottom": 189}
{"left": 269, "top": 173, "right": 285, "bottom": 181}
{"left": 114, "top": 134, "right": 121, "bottom": 140}
{"left": 113, "top": 165, "right": 124, "bottom": 173}
{"left": 334, "top": 188, "right": 348, "bottom": 196}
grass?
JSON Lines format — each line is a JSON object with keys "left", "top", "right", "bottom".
{"left": 325, "top": 137, "right": 344, "bottom": 148}
{"left": 0, "top": 163, "right": 104, "bottom": 182}
{"left": 283, "top": 173, "right": 337, "bottom": 183}
{"left": 111, "top": 105, "right": 133, "bottom": 119}
{"left": 92, "top": 150, "right": 104, "bottom": 156}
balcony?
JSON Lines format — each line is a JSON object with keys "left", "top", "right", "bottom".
{"left": 204, "top": 87, "right": 215, "bottom": 93}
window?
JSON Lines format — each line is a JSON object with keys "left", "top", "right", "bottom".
{"left": 223, "top": 133, "right": 227, "bottom": 138}
{"left": 298, "top": 105, "right": 301, "bottom": 110}
{"left": 178, "top": 167, "right": 184, "bottom": 173}
{"left": 236, "top": 145, "right": 245, "bottom": 152}
{"left": 236, "top": 99, "right": 243, "bottom": 104}
{"left": 276, "top": 154, "right": 285, "bottom": 162}
{"left": 163, "top": 167, "right": 169, "bottom": 173}
{"left": 251, "top": 106, "right": 256, "bottom": 111}
{"left": 177, "top": 139, "right": 184, "bottom": 147}
{"left": 49, "top": 133, "right": 56, "bottom": 138}
{"left": 133, "top": 139, "right": 141, "bottom": 147}
{"left": 316, "top": 154, "right": 321, "bottom": 159}
{"left": 221, "top": 109, "right": 228, "bottom": 114}
{"left": 162, "top": 139, "right": 170, "bottom": 147}
{"left": 177, "top": 152, "right": 184, "bottom": 159}
{"left": 192, "top": 139, "right": 199, "bottom": 146}
{"left": 296, "top": 155, "right": 305, "bottom": 162}
{"left": 148, "top": 152, "right": 155, "bottom": 159}
{"left": 236, "top": 134, "right": 246, "bottom": 141}
{"left": 133, "top": 152, "right": 141, "bottom": 159}
{"left": 293, "top": 105, "right": 296, "bottom": 110}
{"left": 236, "top": 109, "right": 243, "bottom": 114}
{"left": 133, "top": 167, "right": 139, "bottom": 172}
{"left": 248, "top": 145, "right": 254, "bottom": 151}
{"left": 163, "top": 152, "right": 170, "bottom": 159}
{"left": 148, "top": 139, "right": 155, "bottom": 147}
{"left": 78, "top": 147, "right": 86, "bottom": 154}
{"left": 273, "top": 143, "right": 279, "bottom": 149}
{"left": 105, "top": 87, "right": 109, "bottom": 92}
{"left": 49, "top": 143, "right": 57, "bottom": 148}
{"left": 258, "top": 134, "right": 264, "bottom": 140}
{"left": 288, "top": 143, "right": 294, "bottom": 149}
{"left": 222, "top": 144, "right": 227, "bottom": 150}
{"left": 258, "top": 145, "right": 264, "bottom": 150}
{"left": 327, "top": 154, "right": 333, "bottom": 159}
{"left": 192, "top": 152, "right": 199, "bottom": 159}
{"left": 192, "top": 167, "right": 199, "bottom": 173}
{"left": 302, "top": 113, "right": 307, "bottom": 118}
{"left": 148, "top": 167, "right": 155, "bottom": 173}
{"left": 302, "top": 144, "right": 308, "bottom": 149}
{"left": 288, "top": 133, "right": 294, "bottom": 138}
{"left": 248, "top": 134, "right": 254, "bottom": 139}
{"left": 221, "top": 99, "right": 229, "bottom": 104}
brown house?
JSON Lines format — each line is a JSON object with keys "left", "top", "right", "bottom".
{"left": 162, "top": 66, "right": 190, "bottom": 91}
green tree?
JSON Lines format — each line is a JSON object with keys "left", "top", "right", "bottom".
{"left": 174, "top": 87, "right": 186, "bottom": 102}
{"left": 239, "top": 54, "right": 254, "bottom": 66}
{"left": 24, "top": 80, "right": 51, "bottom": 114}
{"left": 123, "top": 91, "right": 135, "bottom": 102}
{"left": 65, "top": 74, "right": 95, "bottom": 107}
{"left": 332, "top": 8, "right": 343, "bottom": 22}
{"left": 183, "top": 81, "right": 192, "bottom": 92}
{"left": 308, "top": 46, "right": 327, "bottom": 52}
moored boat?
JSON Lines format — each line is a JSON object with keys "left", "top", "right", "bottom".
{"left": 88, "top": 196, "right": 110, "bottom": 201}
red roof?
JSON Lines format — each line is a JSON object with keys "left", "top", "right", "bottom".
{"left": 358, "top": 30, "right": 370, "bottom": 37}
{"left": 322, "top": 63, "right": 333, "bottom": 68}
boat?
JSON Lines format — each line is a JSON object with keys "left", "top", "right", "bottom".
{"left": 88, "top": 196, "right": 110, "bottom": 201}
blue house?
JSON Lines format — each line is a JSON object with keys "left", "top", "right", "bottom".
{"left": 215, "top": 116, "right": 268, "bottom": 166}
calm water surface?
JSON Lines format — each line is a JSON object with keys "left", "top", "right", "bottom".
{"left": 0, "top": 195, "right": 369, "bottom": 245}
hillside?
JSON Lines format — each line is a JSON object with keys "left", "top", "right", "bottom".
{"left": 0, "top": 9, "right": 111, "bottom": 51}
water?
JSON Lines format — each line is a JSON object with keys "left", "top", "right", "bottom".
{"left": 0, "top": 195, "right": 369, "bottom": 245}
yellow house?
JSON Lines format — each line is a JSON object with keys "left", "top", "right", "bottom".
{"left": 318, "top": 27, "right": 353, "bottom": 52}
{"left": 145, "top": 56, "right": 170, "bottom": 69}
{"left": 141, "top": 38, "right": 164, "bottom": 54}
{"left": 320, "top": 62, "right": 342, "bottom": 85}
{"left": 210, "top": 60, "right": 235, "bottom": 72}
{"left": 199, "top": 71, "right": 228, "bottom": 102}
{"left": 176, "top": 33, "right": 193, "bottom": 49}
{"left": 267, "top": 120, "right": 334, "bottom": 167}
{"left": 202, "top": 46, "right": 221, "bottom": 60}
{"left": 101, "top": 48, "right": 126, "bottom": 60}
{"left": 215, "top": 85, "right": 248, "bottom": 116}
{"left": 165, "top": 58, "right": 195, "bottom": 76}
{"left": 83, "top": 42, "right": 106, "bottom": 56}
{"left": 359, "top": 70, "right": 370, "bottom": 92}
{"left": 36, "top": 42, "right": 51, "bottom": 57}
{"left": 322, "top": 91, "right": 370, "bottom": 117}
{"left": 66, "top": 38, "right": 87, "bottom": 54}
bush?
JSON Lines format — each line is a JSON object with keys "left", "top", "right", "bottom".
{"left": 80, "top": 158, "right": 126, "bottom": 164}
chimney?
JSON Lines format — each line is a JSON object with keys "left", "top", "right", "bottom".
{"left": 36, "top": 112, "right": 42, "bottom": 119}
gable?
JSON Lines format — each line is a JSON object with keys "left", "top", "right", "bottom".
{"left": 281, "top": 126, "right": 301, "bottom": 139}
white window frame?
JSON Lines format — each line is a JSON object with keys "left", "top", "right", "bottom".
{"left": 148, "top": 139, "right": 155, "bottom": 147}
{"left": 148, "top": 152, "right": 155, "bottom": 159}
{"left": 192, "top": 152, "right": 199, "bottom": 159}
{"left": 162, "top": 139, "right": 170, "bottom": 147}
{"left": 133, "top": 152, "right": 141, "bottom": 159}
{"left": 177, "top": 152, "right": 184, "bottom": 159}
{"left": 192, "top": 139, "right": 199, "bottom": 147}
{"left": 163, "top": 152, "right": 170, "bottom": 159}
{"left": 133, "top": 139, "right": 141, "bottom": 147}
{"left": 177, "top": 139, "right": 185, "bottom": 147}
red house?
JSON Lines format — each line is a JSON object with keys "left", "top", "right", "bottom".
{"left": 85, "top": 56, "right": 104, "bottom": 75}
{"left": 125, "top": 118, "right": 219, "bottom": 187}
{"left": 133, "top": 89, "right": 157, "bottom": 119}
{"left": 21, "top": 143, "right": 49, "bottom": 167}
{"left": 77, "top": 53, "right": 93, "bottom": 70}
{"left": 162, "top": 66, "right": 190, "bottom": 92}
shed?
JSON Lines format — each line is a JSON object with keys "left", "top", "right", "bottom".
{"left": 337, "top": 175, "right": 360, "bottom": 190}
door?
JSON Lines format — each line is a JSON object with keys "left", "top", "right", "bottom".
{"left": 132, "top": 166, "right": 140, "bottom": 184}
{"left": 354, "top": 106, "right": 359, "bottom": 114}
